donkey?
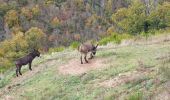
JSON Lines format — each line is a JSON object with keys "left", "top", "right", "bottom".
{"left": 15, "top": 49, "right": 40, "bottom": 77}
{"left": 78, "top": 42, "right": 98, "bottom": 64}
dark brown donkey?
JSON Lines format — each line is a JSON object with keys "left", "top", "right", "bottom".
{"left": 15, "top": 49, "right": 40, "bottom": 77}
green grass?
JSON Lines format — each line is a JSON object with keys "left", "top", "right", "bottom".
{"left": 0, "top": 37, "right": 170, "bottom": 100}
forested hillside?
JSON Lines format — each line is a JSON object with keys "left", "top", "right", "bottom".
{"left": 0, "top": 0, "right": 170, "bottom": 71}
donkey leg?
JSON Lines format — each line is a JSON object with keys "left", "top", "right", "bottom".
{"left": 19, "top": 66, "right": 22, "bottom": 75}
{"left": 29, "top": 62, "right": 32, "bottom": 71}
{"left": 16, "top": 67, "right": 19, "bottom": 77}
{"left": 89, "top": 53, "right": 94, "bottom": 59}
{"left": 80, "top": 55, "right": 83, "bottom": 64}
{"left": 84, "top": 54, "right": 88, "bottom": 63}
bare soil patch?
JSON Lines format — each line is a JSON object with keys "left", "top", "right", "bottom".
{"left": 58, "top": 58, "right": 106, "bottom": 75}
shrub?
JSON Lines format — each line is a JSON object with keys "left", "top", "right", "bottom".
{"left": 4, "top": 9, "right": 19, "bottom": 28}
{"left": 25, "top": 27, "right": 46, "bottom": 50}
{"left": 112, "top": 1, "right": 170, "bottom": 35}
{"left": 99, "top": 33, "right": 132, "bottom": 45}
{"left": 69, "top": 41, "right": 80, "bottom": 49}
{"left": 0, "top": 58, "right": 13, "bottom": 73}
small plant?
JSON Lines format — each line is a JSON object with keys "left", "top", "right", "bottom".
{"left": 99, "top": 33, "right": 132, "bottom": 45}
{"left": 159, "top": 56, "right": 170, "bottom": 80}
{"left": 49, "top": 46, "right": 65, "bottom": 53}
{"left": 69, "top": 41, "right": 80, "bottom": 49}
{"left": 81, "top": 73, "right": 95, "bottom": 84}
{"left": 127, "top": 91, "right": 143, "bottom": 100}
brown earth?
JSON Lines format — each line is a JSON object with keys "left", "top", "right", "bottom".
{"left": 58, "top": 58, "right": 106, "bottom": 75}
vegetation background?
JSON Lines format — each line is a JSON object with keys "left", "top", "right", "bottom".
{"left": 0, "top": 0, "right": 170, "bottom": 72}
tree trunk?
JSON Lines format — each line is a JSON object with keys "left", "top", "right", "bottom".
{"left": 4, "top": 23, "right": 11, "bottom": 39}
{"left": 144, "top": 0, "right": 151, "bottom": 16}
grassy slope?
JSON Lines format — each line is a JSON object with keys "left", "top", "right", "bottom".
{"left": 0, "top": 35, "right": 170, "bottom": 100}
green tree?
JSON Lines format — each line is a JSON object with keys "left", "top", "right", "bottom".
{"left": 25, "top": 27, "right": 47, "bottom": 50}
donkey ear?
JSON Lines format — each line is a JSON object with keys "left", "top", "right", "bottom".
{"left": 95, "top": 43, "right": 99, "bottom": 49}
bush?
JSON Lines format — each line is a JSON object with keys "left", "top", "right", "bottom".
{"left": 99, "top": 33, "right": 132, "bottom": 45}
{"left": 69, "top": 41, "right": 80, "bottom": 49}
{"left": 5, "top": 9, "right": 19, "bottom": 28}
{"left": 112, "top": 1, "right": 145, "bottom": 34}
{"left": 0, "top": 58, "right": 13, "bottom": 73}
{"left": 25, "top": 27, "right": 46, "bottom": 50}
{"left": 111, "top": 1, "right": 170, "bottom": 35}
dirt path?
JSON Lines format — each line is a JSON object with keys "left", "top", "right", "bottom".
{"left": 58, "top": 58, "right": 106, "bottom": 75}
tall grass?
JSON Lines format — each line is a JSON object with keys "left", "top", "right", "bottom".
{"left": 99, "top": 33, "right": 132, "bottom": 45}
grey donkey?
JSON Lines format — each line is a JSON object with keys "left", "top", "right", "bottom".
{"left": 78, "top": 42, "right": 98, "bottom": 64}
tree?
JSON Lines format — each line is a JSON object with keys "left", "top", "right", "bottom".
{"left": 4, "top": 10, "right": 19, "bottom": 28}
{"left": 25, "top": 27, "right": 47, "bottom": 50}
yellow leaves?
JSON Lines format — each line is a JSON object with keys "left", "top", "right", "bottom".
{"left": 111, "top": 8, "right": 128, "bottom": 23}
{"left": 12, "top": 32, "right": 28, "bottom": 49}
{"left": 11, "top": 26, "right": 23, "bottom": 35}
{"left": 51, "top": 17, "right": 60, "bottom": 27}
{"left": 21, "top": 5, "right": 40, "bottom": 20}
{"left": 0, "top": 1, "right": 8, "bottom": 11}
{"left": 25, "top": 27, "right": 46, "bottom": 49}
{"left": 105, "top": 0, "right": 112, "bottom": 12}
{"left": 45, "top": 0, "right": 54, "bottom": 6}
{"left": 5, "top": 10, "right": 18, "bottom": 21}
{"left": 0, "top": 58, "right": 12, "bottom": 68}
{"left": 86, "top": 14, "right": 99, "bottom": 27}
{"left": 1, "top": 40, "right": 11, "bottom": 52}
{"left": 157, "top": 2, "right": 170, "bottom": 19}
{"left": 0, "top": 48, "right": 4, "bottom": 57}
{"left": 32, "top": 5, "right": 40, "bottom": 16}
{"left": 21, "top": 7, "right": 33, "bottom": 20}
{"left": 73, "top": 0, "right": 83, "bottom": 8}
{"left": 25, "top": 27, "right": 45, "bottom": 39}
{"left": 73, "top": 34, "right": 81, "bottom": 41}
{"left": 107, "top": 26, "right": 115, "bottom": 35}
{"left": 5, "top": 10, "right": 19, "bottom": 28}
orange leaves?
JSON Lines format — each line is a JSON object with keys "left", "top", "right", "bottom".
{"left": 32, "top": 5, "right": 40, "bottom": 16}
{"left": 51, "top": 17, "right": 60, "bottom": 27}
{"left": 73, "top": 34, "right": 81, "bottom": 41}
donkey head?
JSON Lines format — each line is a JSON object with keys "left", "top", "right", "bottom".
{"left": 32, "top": 49, "right": 40, "bottom": 57}
{"left": 92, "top": 44, "right": 98, "bottom": 55}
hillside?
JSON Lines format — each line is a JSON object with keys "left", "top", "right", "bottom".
{"left": 0, "top": 34, "right": 170, "bottom": 100}
{"left": 1, "top": 0, "right": 170, "bottom": 72}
